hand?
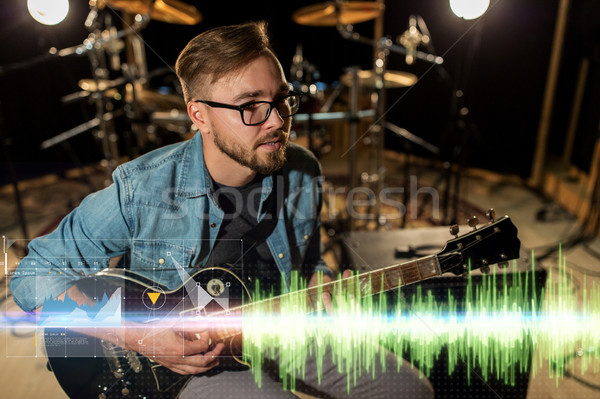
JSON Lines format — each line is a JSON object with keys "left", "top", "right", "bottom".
{"left": 309, "top": 269, "right": 353, "bottom": 315}
{"left": 124, "top": 325, "right": 225, "bottom": 375}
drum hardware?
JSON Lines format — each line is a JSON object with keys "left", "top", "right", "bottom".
{"left": 337, "top": 23, "right": 444, "bottom": 66}
{"left": 52, "top": 14, "right": 149, "bottom": 58}
{"left": 45, "top": 6, "right": 153, "bottom": 183}
{"left": 293, "top": 109, "right": 375, "bottom": 123}
{"left": 291, "top": 1, "right": 445, "bottom": 230}
{"left": 150, "top": 110, "right": 192, "bottom": 137}
{"left": 40, "top": 118, "right": 102, "bottom": 151}
{"left": 150, "top": 110, "right": 189, "bottom": 123}
{"left": 348, "top": 66, "right": 360, "bottom": 230}
{"left": 384, "top": 123, "right": 439, "bottom": 156}
{"left": 340, "top": 69, "right": 418, "bottom": 89}
{"left": 289, "top": 44, "right": 333, "bottom": 158}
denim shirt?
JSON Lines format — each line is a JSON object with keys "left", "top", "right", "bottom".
{"left": 10, "top": 133, "right": 330, "bottom": 312}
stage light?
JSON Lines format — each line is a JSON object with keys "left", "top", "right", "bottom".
{"left": 27, "top": 0, "right": 69, "bottom": 26}
{"left": 449, "top": 0, "right": 490, "bottom": 20}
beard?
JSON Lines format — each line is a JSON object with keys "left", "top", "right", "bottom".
{"left": 212, "top": 128, "right": 289, "bottom": 175}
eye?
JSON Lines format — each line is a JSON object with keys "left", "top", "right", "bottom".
{"left": 240, "top": 102, "right": 263, "bottom": 111}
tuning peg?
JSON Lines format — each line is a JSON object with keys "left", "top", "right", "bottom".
{"left": 449, "top": 224, "right": 459, "bottom": 237}
{"left": 486, "top": 208, "right": 496, "bottom": 222}
{"left": 467, "top": 216, "right": 479, "bottom": 230}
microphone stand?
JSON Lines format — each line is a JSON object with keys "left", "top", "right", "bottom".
{"left": 425, "top": 19, "right": 484, "bottom": 225}
{"left": 335, "top": 20, "right": 443, "bottom": 229}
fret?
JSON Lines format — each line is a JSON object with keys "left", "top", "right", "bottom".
{"left": 373, "top": 272, "right": 387, "bottom": 293}
{"left": 416, "top": 256, "right": 440, "bottom": 279}
{"left": 382, "top": 266, "right": 402, "bottom": 289}
{"left": 381, "top": 268, "right": 393, "bottom": 292}
{"left": 400, "top": 262, "right": 420, "bottom": 285}
{"left": 357, "top": 274, "right": 373, "bottom": 296}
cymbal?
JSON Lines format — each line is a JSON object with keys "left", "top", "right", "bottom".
{"left": 292, "top": 1, "right": 384, "bottom": 27}
{"left": 341, "top": 70, "right": 418, "bottom": 89}
{"left": 78, "top": 79, "right": 120, "bottom": 92}
{"left": 102, "top": 0, "right": 202, "bottom": 25}
{"left": 136, "top": 89, "right": 186, "bottom": 111}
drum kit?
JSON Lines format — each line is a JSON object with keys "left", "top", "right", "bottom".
{"left": 40, "top": 0, "right": 443, "bottom": 224}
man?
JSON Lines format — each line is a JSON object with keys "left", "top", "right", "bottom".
{"left": 10, "top": 21, "right": 433, "bottom": 398}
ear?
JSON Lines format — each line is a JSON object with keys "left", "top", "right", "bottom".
{"left": 187, "top": 101, "right": 210, "bottom": 134}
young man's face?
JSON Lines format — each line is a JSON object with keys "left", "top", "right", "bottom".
{"left": 200, "top": 55, "right": 292, "bottom": 176}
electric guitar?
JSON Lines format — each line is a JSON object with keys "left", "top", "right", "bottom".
{"left": 45, "top": 214, "right": 520, "bottom": 399}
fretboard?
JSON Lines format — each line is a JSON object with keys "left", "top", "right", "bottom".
{"left": 244, "top": 254, "right": 441, "bottom": 314}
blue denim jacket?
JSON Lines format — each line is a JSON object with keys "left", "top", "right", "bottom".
{"left": 10, "top": 133, "right": 330, "bottom": 312}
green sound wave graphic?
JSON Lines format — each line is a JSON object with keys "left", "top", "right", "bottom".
{"left": 241, "top": 250, "right": 600, "bottom": 392}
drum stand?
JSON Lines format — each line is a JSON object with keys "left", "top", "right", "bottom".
{"left": 41, "top": 8, "right": 150, "bottom": 186}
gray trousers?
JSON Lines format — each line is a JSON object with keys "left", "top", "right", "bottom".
{"left": 179, "top": 345, "right": 434, "bottom": 399}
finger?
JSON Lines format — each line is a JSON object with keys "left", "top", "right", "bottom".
{"left": 179, "top": 343, "right": 225, "bottom": 367}
{"left": 181, "top": 335, "right": 211, "bottom": 356}
{"left": 322, "top": 291, "right": 333, "bottom": 314}
{"left": 342, "top": 269, "right": 353, "bottom": 279}
{"left": 204, "top": 342, "right": 225, "bottom": 358}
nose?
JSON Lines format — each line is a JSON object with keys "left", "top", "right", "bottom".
{"left": 263, "top": 104, "right": 285, "bottom": 130}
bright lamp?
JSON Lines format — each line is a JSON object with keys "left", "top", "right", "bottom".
{"left": 28, "top": 0, "right": 69, "bottom": 26}
{"left": 449, "top": 0, "right": 490, "bottom": 20}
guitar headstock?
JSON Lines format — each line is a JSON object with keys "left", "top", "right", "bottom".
{"left": 437, "top": 213, "right": 521, "bottom": 275}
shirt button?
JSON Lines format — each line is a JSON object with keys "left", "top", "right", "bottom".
{"left": 278, "top": 253, "right": 284, "bottom": 259}
{"left": 304, "top": 234, "right": 310, "bottom": 240}
{"left": 210, "top": 223, "right": 217, "bottom": 228}
{"left": 158, "top": 258, "right": 165, "bottom": 264}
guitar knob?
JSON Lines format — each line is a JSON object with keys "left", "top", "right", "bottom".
{"left": 467, "top": 216, "right": 479, "bottom": 230}
{"left": 121, "top": 388, "right": 130, "bottom": 396}
{"left": 480, "top": 266, "right": 490, "bottom": 274}
{"left": 449, "top": 224, "right": 459, "bottom": 237}
{"left": 486, "top": 208, "right": 496, "bottom": 222}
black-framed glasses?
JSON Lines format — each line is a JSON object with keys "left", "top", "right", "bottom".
{"left": 193, "top": 91, "right": 302, "bottom": 126}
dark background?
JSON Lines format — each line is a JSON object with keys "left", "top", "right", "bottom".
{"left": 1, "top": 0, "right": 599, "bottom": 185}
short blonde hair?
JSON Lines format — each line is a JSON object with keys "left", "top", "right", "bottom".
{"left": 175, "top": 21, "right": 277, "bottom": 103}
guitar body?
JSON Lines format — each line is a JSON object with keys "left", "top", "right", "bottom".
{"left": 45, "top": 266, "right": 252, "bottom": 399}
{"left": 46, "top": 345, "right": 189, "bottom": 399}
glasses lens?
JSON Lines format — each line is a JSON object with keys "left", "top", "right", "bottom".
{"left": 278, "top": 94, "right": 300, "bottom": 117}
{"left": 242, "top": 103, "right": 271, "bottom": 125}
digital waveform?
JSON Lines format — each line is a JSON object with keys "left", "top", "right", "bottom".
{"left": 241, "top": 252, "right": 600, "bottom": 393}
{"left": 38, "top": 288, "right": 122, "bottom": 328}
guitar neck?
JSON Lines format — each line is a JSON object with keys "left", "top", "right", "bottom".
{"left": 245, "top": 254, "right": 442, "bottom": 314}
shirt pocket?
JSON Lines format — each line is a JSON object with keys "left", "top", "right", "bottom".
{"left": 291, "top": 220, "right": 317, "bottom": 256}
{"left": 130, "top": 240, "right": 195, "bottom": 289}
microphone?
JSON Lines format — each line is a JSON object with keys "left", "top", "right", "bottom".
{"left": 85, "top": 0, "right": 99, "bottom": 29}
{"left": 398, "top": 15, "right": 422, "bottom": 65}
{"left": 85, "top": 8, "right": 98, "bottom": 29}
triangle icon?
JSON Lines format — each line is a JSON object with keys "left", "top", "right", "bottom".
{"left": 147, "top": 292, "right": 161, "bottom": 305}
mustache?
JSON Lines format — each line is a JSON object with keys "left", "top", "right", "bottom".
{"left": 255, "top": 131, "right": 289, "bottom": 146}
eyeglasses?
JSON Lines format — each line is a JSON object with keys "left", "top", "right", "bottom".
{"left": 193, "top": 91, "right": 301, "bottom": 126}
